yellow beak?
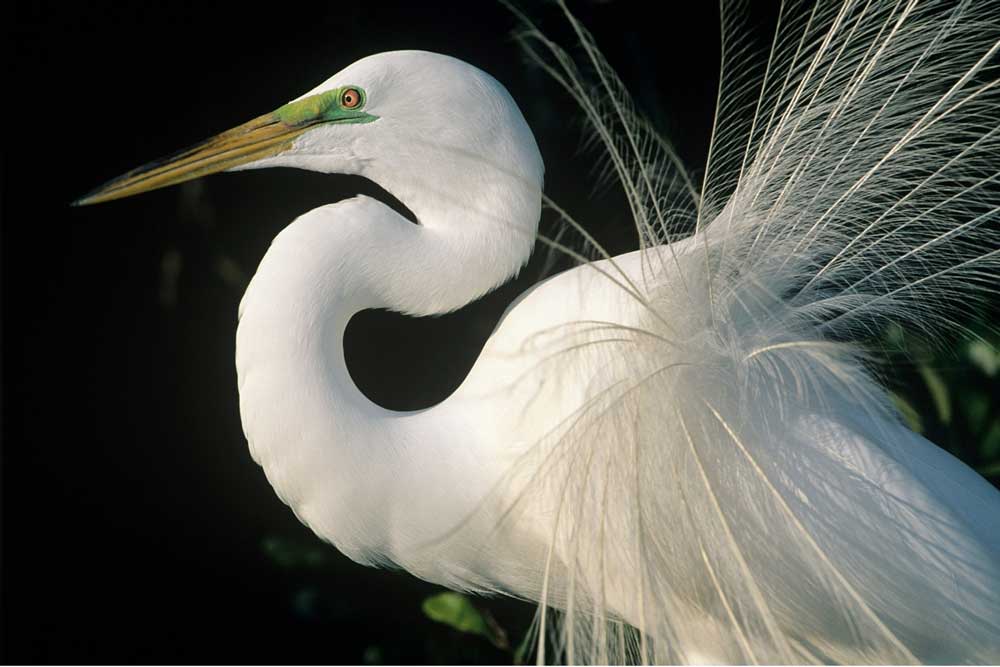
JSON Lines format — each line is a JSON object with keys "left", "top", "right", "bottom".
{"left": 74, "top": 112, "right": 307, "bottom": 206}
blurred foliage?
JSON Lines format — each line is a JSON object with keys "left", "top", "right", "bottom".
{"left": 882, "top": 323, "right": 1000, "bottom": 485}
{"left": 261, "top": 535, "right": 329, "bottom": 569}
{"left": 259, "top": 536, "right": 533, "bottom": 663}
{"left": 420, "top": 591, "right": 537, "bottom": 664}
{"left": 8, "top": 1, "right": 996, "bottom": 664}
{"left": 422, "top": 592, "right": 511, "bottom": 650}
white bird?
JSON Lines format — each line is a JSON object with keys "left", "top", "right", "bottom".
{"left": 78, "top": 0, "right": 1000, "bottom": 663}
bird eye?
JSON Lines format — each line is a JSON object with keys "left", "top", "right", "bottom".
{"left": 340, "top": 88, "right": 362, "bottom": 109}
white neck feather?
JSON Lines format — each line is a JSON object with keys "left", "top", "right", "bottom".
{"left": 235, "top": 161, "right": 541, "bottom": 573}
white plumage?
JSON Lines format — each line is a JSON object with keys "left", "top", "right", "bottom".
{"left": 85, "top": 1, "right": 1000, "bottom": 663}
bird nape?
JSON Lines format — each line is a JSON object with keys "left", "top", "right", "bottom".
{"left": 77, "top": 0, "right": 1000, "bottom": 664}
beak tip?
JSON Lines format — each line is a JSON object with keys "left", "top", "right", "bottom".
{"left": 72, "top": 111, "right": 291, "bottom": 208}
{"left": 72, "top": 188, "right": 113, "bottom": 207}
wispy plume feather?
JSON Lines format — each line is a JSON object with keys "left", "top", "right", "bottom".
{"left": 497, "top": 0, "right": 1000, "bottom": 663}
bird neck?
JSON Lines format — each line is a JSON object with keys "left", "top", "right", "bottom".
{"left": 235, "top": 177, "right": 540, "bottom": 568}
{"left": 357, "top": 135, "right": 543, "bottom": 315}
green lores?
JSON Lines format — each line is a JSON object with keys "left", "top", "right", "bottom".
{"left": 275, "top": 86, "right": 378, "bottom": 127}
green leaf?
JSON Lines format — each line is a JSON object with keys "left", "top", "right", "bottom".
{"left": 884, "top": 322, "right": 906, "bottom": 348}
{"left": 260, "top": 536, "right": 328, "bottom": 569}
{"left": 889, "top": 391, "right": 923, "bottom": 433}
{"left": 967, "top": 339, "right": 1000, "bottom": 377}
{"left": 362, "top": 645, "right": 383, "bottom": 665}
{"left": 423, "top": 592, "right": 489, "bottom": 636}
{"left": 980, "top": 420, "right": 1000, "bottom": 461}
{"left": 422, "top": 592, "right": 509, "bottom": 650}
{"left": 961, "top": 392, "right": 991, "bottom": 434}
{"left": 918, "top": 365, "right": 951, "bottom": 424}
{"left": 977, "top": 459, "right": 1000, "bottom": 479}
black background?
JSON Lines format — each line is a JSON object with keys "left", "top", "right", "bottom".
{"left": 8, "top": 1, "right": 994, "bottom": 665}
{"left": 3, "top": 1, "right": 729, "bottom": 662}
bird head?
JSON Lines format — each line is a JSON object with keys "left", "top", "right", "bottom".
{"left": 75, "top": 50, "right": 545, "bottom": 224}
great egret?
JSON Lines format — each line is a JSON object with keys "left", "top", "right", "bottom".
{"left": 78, "top": 0, "right": 1000, "bottom": 663}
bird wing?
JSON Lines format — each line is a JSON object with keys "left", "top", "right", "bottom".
{"left": 450, "top": 240, "right": 1000, "bottom": 663}
{"left": 478, "top": 1, "right": 1000, "bottom": 663}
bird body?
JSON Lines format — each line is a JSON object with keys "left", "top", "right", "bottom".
{"left": 235, "top": 192, "right": 1000, "bottom": 663}
{"left": 80, "top": 2, "right": 1000, "bottom": 662}
{"left": 235, "top": 192, "right": 652, "bottom": 577}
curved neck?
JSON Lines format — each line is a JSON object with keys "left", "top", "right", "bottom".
{"left": 235, "top": 182, "right": 539, "bottom": 571}
{"left": 356, "top": 131, "right": 543, "bottom": 315}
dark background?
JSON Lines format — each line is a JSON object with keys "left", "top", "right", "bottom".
{"left": 3, "top": 1, "right": 997, "bottom": 664}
